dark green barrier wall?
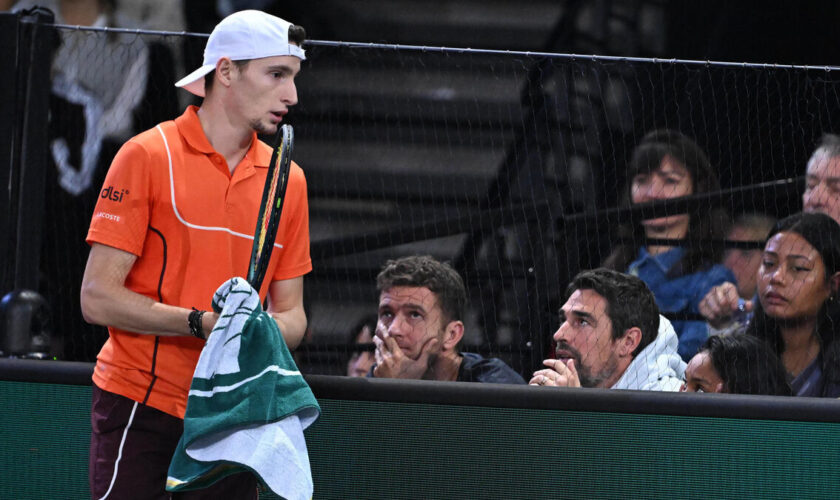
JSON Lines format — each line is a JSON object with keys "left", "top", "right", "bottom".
{"left": 3, "top": 376, "right": 840, "bottom": 499}
{"left": 310, "top": 399, "right": 840, "bottom": 499}
{"left": 1, "top": 382, "right": 90, "bottom": 499}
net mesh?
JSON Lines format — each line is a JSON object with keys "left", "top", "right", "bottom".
{"left": 19, "top": 22, "right": 840, "bottom": 390}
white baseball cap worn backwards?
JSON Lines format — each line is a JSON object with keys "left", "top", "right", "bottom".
{"left": 175, "top": 10, "right": 306, "bottom": 97}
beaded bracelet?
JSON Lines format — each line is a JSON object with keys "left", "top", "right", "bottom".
{"left": 188, "top": 309, "right": 206, "bottom": 340}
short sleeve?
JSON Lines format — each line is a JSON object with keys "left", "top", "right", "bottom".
{"left": 271, "top": 163, "right": 312, "bottom": 281}
{"left": 86, "top": 140, "right": 153, "bottom": 256}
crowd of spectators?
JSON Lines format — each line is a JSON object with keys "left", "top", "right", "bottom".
{"left": 4, "top": 6, "right": 838, "bottom": 499}
{"left": 6, "top": 2, "right": 840, "bottom": 400}
{"left": 365, "top": 130, "right": 840, "bottom": 399}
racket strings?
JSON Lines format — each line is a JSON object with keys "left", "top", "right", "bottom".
{"left": 255, "top": 147, "right": 284, "bottom": 256}
{"left": 248, "top": 125, "right": 294, "bottom": 290}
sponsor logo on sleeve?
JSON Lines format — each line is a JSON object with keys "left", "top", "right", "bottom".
{"left": 95, "top": 211, "right": 121, "bottom": 222}
{"left": 100, "top": 185, "right": 129, "bottom": 203}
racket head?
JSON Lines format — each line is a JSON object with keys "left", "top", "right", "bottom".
{"left": 246, "top": 124, "right": 294, "bottom": 290}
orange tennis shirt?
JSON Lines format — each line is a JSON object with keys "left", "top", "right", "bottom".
{"left": 86, "top": 106, "right": 312, "bottom": 418}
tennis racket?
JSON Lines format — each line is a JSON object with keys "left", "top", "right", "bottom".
{"left": 246, "top": 124, "right": 294, "bottom": 291}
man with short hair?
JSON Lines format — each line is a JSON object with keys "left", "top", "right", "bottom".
{"left": 530, "top": 268, "right": 685, "bottom": 390}
{"left": 803, "top": 133, "right": 840, "bottom": 224}
{"left": 701, "top": 134, "right": 840, "bottom": 326}
{"left": 80, "top": 11, "right": 311, "bottom": 498}
{"left": 722, "top": 213, "right": 776, "bottom": 299}
{"left": 371, "top": 255, "right": 525, "bottom": 384}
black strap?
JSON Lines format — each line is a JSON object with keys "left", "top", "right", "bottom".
{"left": 188, "top": 308, "right": 206, "bottom": 340}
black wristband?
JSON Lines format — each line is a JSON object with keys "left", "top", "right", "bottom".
{"left": 188, "top": 309, "right": 206, "bottom": 340}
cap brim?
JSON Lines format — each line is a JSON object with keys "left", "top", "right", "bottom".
{"left": 174, "top": 64, "right": 216, "bottom": 97}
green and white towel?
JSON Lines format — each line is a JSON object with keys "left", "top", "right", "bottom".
{"left": 166, "top": 277, "right": 320, "bottom": 499}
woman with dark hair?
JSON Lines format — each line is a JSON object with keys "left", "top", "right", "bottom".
{"left": 745, "top": 212, "right": 840, "bottom": 397}
{"left": 682, "top": 334, "right": 791, "bottom": 395}
{"left": 604, "top": 129, "right": 734, "bottom": 361}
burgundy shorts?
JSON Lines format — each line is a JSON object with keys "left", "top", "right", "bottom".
{"left": 89, "top": 385, "right": 258, "bottom": 499}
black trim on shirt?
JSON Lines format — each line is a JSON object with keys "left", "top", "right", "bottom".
{"left": 142, "top": 226, "right": 168, "bottom": 404}
{"left": 142, "top": 336, "right": 160, "bottom": 405}
{"left": 149, "top": 226, "right": 167, "bottom": 303}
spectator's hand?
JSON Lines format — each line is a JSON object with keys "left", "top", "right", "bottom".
{"left": 373, "top": 335, "right": 438, "bottom": 379}
{"left": 529, "top": 359, "right": 581, "bottom": 387}
{"left": 699, "top": 282, "right": 753, "bottom": 329}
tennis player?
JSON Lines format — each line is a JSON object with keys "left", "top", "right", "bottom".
{"left": 80, "top": 10, "right": 311, "bottom": 498}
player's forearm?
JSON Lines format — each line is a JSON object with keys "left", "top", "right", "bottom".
{"left": 268, "top": 305, "right": 307, "bottom": 349}
{"left": 80, "top": 281, "right": 204, "bottom": 337}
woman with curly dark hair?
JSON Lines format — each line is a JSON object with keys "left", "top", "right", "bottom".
{"left": 604, "top": 129, "right": 734, "bottom": 361}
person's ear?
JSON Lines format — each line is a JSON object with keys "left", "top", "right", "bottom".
{"left": 215, "top": 57, "right": 235, "bottom": 88}
{"left": 441, "top": 320, "right": 464, "bottom": 351}
{"left": 829, "top": 272, "right": 840, "bottom": 296}
{"left": 618, "top": 327, "right": 642, "bottom": 357}
{"left": 715, "top": 382, "right": 725, "bottom": 393}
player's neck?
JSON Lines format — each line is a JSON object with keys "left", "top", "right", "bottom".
{"left": 196, "top": 102, "right": 253, "bottom": 174}
{"left": 428, "top": 351, "right": 463, "bottom": 382}
{"left": 604, "top": 356, "right": 633, "bottom": 389}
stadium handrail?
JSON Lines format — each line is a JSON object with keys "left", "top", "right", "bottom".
{"left": 2, "top": 358, "right": 839, "bottom": 423}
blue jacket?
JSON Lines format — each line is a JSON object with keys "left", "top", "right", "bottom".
{"left": 369, "top": 352, "right": 525, "bottom": 384}
{"left": 628, "top": 247, "right": 736, "bottom": 361}
{"left": 458, "top": 352, "right": 525, "bottom": 384}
